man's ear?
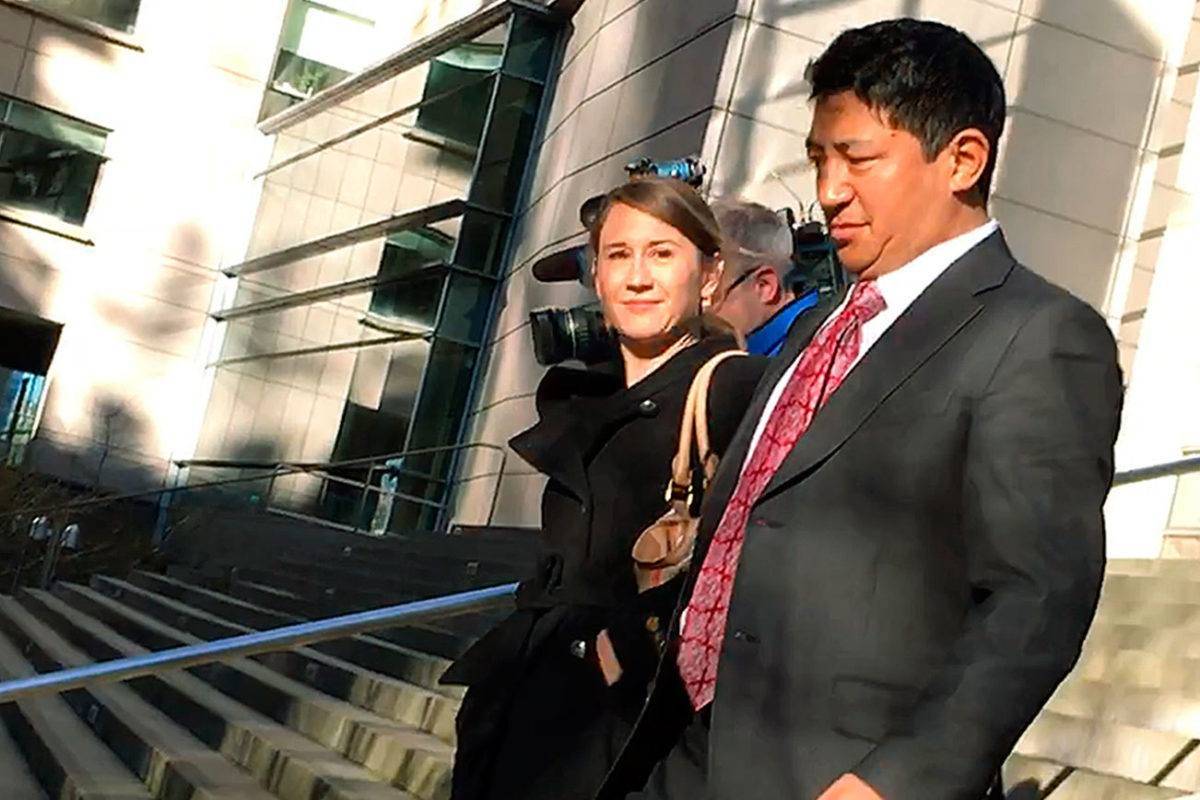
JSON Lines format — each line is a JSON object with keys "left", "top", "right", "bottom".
{"left": 945, "top": 127, "right": 990, "bottom": 197}
{"left": 755, "top": 268, "right": 784, "bottom": 305}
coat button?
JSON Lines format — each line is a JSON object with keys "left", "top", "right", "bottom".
{"left": 569, "top": 639, "right": 587, "bottom": 659}
{"left": 638, "top": 399, "right": 659, "bottom": 417}
{"left": 645, "top": 615, "right": 660, "bottom": 633}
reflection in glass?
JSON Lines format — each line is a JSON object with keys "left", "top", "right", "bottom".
{"left": 321, "top": 337, "right": 430, "bottom": 524}
{"left": 0, "top": 371, "right": 47, "bottom": 466}
{"left": 0, "top": 97, "right": 106, "bottom": 225}
{"left": 503, "top": 13, "right": 558, "bottom": 81}
{"left": 27, "top": 0, "right": 140, "bottom": 32}
{"left": 415, "top": 43, "right": 504, "bottom": 149}
{"left": 469, "top": 76, "right": 544, "bottom": 211}
{"left": 453, "top": 211, "right": 509, "bottom": 275}
{"left": 261, "top": 0, "right": 377, "bottom": 118}
{"left": 439, "top": 273, "right": 494, "bottom": 345}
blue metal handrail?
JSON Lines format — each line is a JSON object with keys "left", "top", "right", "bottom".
{"left": 0, "top": 581, "right": 518, "bottom": 704}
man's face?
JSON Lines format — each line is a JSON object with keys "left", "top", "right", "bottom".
{"left": 711, "top": 259, "right": 783, "bottom": 338}
{"left": 806, "top": 91, "right": 956, "bottom": 279}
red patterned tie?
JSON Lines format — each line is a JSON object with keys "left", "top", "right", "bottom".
{"left": 677, "top": 280, "right": 886, "bottom": 710}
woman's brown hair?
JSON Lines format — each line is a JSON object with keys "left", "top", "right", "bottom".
{"left": 587, "top": 177, "right": 722, "bottom": 258}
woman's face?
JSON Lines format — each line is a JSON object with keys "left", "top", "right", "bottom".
{"left": 593, "top": 202, "right": 717, "bottom": 347}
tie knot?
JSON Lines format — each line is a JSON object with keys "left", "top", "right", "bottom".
{"left": 847, "top": 279, "right": 886, "bottom": 322}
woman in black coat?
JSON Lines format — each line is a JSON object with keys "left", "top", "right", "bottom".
{"left": 442, "top": 178, "right": 767, "bottom": 800}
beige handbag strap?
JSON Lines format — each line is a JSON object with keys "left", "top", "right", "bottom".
{"left": 667, "top": 350, "right": 747, "bottom": 504}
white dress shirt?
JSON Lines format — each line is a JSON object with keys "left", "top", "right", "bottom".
{"left": 742, "top": 219, "right": 1000, "bottom": 466}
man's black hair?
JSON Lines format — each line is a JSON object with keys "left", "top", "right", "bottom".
{"left": 806, "top": 18, "right": 1006, "bottom": 203}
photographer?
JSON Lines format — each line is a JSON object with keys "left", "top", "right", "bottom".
{"left": 710, "top": 199, "right": 820, "bottom": 356}
{"left": 441, "top": 178, "right": 766, "bottom": 800}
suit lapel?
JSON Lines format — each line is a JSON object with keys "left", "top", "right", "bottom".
{"left": 700, "top": 289, "right": 847, "bottom": 533}
{"left": 757, "top": 231, "right": 1017, "bottom": 504}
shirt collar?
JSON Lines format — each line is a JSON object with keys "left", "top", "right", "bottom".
{"left": 873, "top": 219, "right": 999, "bottom": 313}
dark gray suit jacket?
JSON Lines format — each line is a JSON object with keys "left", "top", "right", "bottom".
{"left": 601, "top": 231, "right": 1124, "bottom": 800}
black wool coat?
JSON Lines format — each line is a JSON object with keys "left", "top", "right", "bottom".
{"left": 442, "top": 335, "right": 767, "bottom": 800}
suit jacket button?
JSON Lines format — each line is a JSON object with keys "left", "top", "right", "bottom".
{"left": 638, "top": 399, "right": 659, "bottom": 416}
{"left": 569, "top": 639, "right": 587, "bottom": 659}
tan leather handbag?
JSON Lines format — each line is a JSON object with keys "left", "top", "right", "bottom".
{"left": 631, "top": 350, "right": 746, "bottom": 593}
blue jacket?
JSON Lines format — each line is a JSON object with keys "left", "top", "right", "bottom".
{"left": 744, "top": 290, "right": 820, "bottom": 356}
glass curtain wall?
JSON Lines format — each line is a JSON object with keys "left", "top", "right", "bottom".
{"left": 193, "top": 4, "right": 560, "bottom": 533}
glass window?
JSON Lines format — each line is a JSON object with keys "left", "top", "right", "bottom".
{"left": 26, "top": 0, "right": 141, "bottom": 32}
{"left": 414, "top": 43, "right": 504, "bottom": 150}
{"left": 0, "top": 96, "right": 107, "bottom": 225}
{"left": 0, "top": 307, "right": 60, "bottom": 467}
{"left": 503, "top": 13, "right": 557, "bottom": 81}
{"left": 262, "top": 0, "right": 377, "bottom": 118}
{"left": 438, "top": 273, "right": 494, "bottom": 345}
{"left": 452, "top": 211, "right": 509, "bottom": 275}
{"left": 469, "top": 76, "right": 544, "bottom": 212}
{"left": 203, "top": 8, "right": 562, "bottom": 533}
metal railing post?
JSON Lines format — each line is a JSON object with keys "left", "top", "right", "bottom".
{"left": 264, "top": 466, "right": 280, "bottom": 509}
{"left": 37, "top": 514, "right": 67, "bottom": 590}
{"left": 354, "top": 464, "right": 375, "bottom": 534}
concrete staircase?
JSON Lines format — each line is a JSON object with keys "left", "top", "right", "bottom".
{"left": 0, "top": 522, "right": 540, "bottom": 800}
{"left": 2, "top": 536, "right": 1197, "bottom": 797}
{"left": 1004, "top": 558, "right": 1200, "bottom": 798}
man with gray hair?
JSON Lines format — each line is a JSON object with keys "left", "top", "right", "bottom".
{"left": 710, "top": 199, "right": 820, "bottom": 355}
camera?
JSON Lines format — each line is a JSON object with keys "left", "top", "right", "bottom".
{"left": 527, "top": 157, "right": 708, "bottom": 367}
{"left": 526, "top": 155, "right": 846, "bottom": 366}
{"left": 528, "top": 305, "right": 617, "bottom": 366}
{"left": 782, "top": 209, "right": 849, "bottom": 301}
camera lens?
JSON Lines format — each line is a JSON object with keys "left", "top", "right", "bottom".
{"left": 528, "top": 307, "right": 617, "bottom": 366}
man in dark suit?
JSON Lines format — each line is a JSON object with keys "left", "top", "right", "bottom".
{"left": 601, "top": 18, "right": 1124, "bottom": 800}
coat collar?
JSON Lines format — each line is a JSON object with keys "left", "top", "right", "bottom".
{"left": 511, "top": 335, "right": 740, "bottom": 502}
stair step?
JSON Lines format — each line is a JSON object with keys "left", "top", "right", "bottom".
{"left": 1045, "top": 677, "right": 1200, "bottom": 740}
{"left": 0, "top": 717, "right": 46, "bottom": 800}
{"left": 1071, "top": 646, "right": 1200, "bottom": 694}
{"left": 0, "top": 595, "right": 276, "bottom": 800}
{"left": 1002, "top": 753, "right": 1070, "bottom": 794}
{"left": 110, "top": 573, "right": 459, "bottom": 742}
{"left": 1100, "top": 575, "right": 1200, "bottom": 606}
{"left": 1002, "top": 754, "right": 1194, "bottom": 798}
{"left": 1158, "top": 739, "right": 1200, "bottom": 792}
{"left": 1014, "top": 709, "right": 1194, "bottom": 785}
{"left": 0, "top": 626, "right": 151, "bottom": 800}
{"left": 130, "top": 571, "right": 455, "bottom": 695}
{"left": 1048, "top": 769, "right": 1191, "bottom": 798}
{"left": 49, "top": 582, "right": 453, "bottom": 800}
{"left": 1106, "top": 560, "right": 1200, "bottom": 581}
{"left": 1092, "top": 600, "right": 1200, "bottom": 629}
{"left": 226, "top": 573, "right": 472, "bottom": 660}
{"left": 18, "top": 587, "right": 420, "bottom": 800}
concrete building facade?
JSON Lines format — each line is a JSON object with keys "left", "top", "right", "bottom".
{"left": 0, "top": 0, "right": 1196, "bottom": 558}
